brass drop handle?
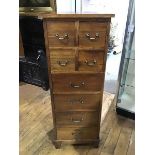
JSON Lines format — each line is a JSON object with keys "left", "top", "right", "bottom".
{"left": 71, "top": 118, "right": 83, "bottom": 123}
{"left": 57, "top": 60, "right": 68, "bottom": 66}
{"left": 55, "top": 33, "right": 69, "bottom": 40}
{"left": 69, "top": 98, "right": 84, "bottom": 104}
{"left": 72, "top": 131, "right": 81, "bottom": 136}
{"left": 85, "top": 59, "right": 97, "bottom": 66}
{"left": 86, "top": 33, "right": 99, "bottom": 40}
{"left": 70, "top": 82, "right": 85, "bottom": 88}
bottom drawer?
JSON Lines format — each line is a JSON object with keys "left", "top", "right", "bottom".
{"left": 57, "top": 127, "right": 98, "bottom": 140}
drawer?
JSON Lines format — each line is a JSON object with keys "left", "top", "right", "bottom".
{"left": 56, "top": 111, "right": 99, "bottom": 127}
{"left": 79, "top": 22, "right": 107, "bottom": 47}
{"left": 79, "top": 22, "right": 108, "bottom": 31}
{"left": 52, "top": 73, "right": 104, "bottom": 92}
{"left": 54, "top": 94, "right": 101, "bottom": 111}
{"left": 57, "top": 127, "right": 98, "bottom": 140}
{"left": 50, "top": 50, "right": 75, "bottom": 72}
{"left": 46, "top": 21, "right": 76, "bottom": 47}
{"left": 78, "top": 50, "right": 105, "bottom": 72}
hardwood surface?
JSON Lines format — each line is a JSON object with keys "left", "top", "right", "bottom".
{"left": 50, "top": 49, "right": 76, "bottom": 72}
{"left": 53, "top": 94, "right": 101, "bottom": 111}
{"left": 50, "top": 49, "right": 106, "bottom": 72}
{"left": 78, "top": 50, "right": 105, "bottom": 72}
{"left": 19, "top": 83, "right": 134, "bottom": 155}
{"left": 43, "top": 15, "right": 113, "bottom": 147}
{"left": 19, "top": 13, "right": 115, "bottom": 19}
{"left": 57, "top": 127, "right": 98, "bottom": 141}
{"left": 55, "top": 111, "right": 99, "bottom": 127}
{"left": 52, "top": 73, "right": 104, "bottom": 93}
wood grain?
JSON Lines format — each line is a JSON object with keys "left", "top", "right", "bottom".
{"left": 79, "top": 31, "right": 106, "bottom": 48}
{"left": 43, "top": 16, "right": 112, "bottom": 148}
{"left": 20, "top": 84, "right": 134, "bottom": 154}
{"left": 127, "top": 129, "right": 135, "bottom": 155}
{"left": 114, "top": 127, "right": 132, "bottom": 155}
{"left": 47, "top": 21, "right": 76, "bottom": 47}
{"left": 55, "top": 111, "right": 99, "bottom": 127}
{"left": 57, "top": 127, "right": 98, "bottom": 140}
{"left": 52, "top": 73, "right": 104, "bottom": 93}
{"left": 19, "top": 13, "right": 115, "bottom": 19}
{"left": 53, "top": 93, "right": 101, "bottom": 111}
{"left": 50, "top": 49, "right": 76, "bottom": 72}
{"left": 78, "top": 50, "right": 105, "bottom": 72}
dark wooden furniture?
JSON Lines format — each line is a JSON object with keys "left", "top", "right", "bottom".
{"left": 19, "top": 16, "right": 49, "bottom": 90}
{"left": 19, "top": 32, "right": 24, "bottom": 57}
{"left": 43, "top": 14, "right": 114, "bottom": 148}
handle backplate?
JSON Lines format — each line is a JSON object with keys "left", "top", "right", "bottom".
{"left": 70, "top": 82, "right": 85, "bottom": 88}
{"left": 85, "top": 33, "right": 99, "bottom": 40}
{"left": 69, "top": 98, "right": 84, "bottom": 104}
{"left": 55, "top": 33, "right": 69, "bottom": 40}
{"left": 85, "top": 59, "right": 97, "bottom": 66}
{"left": 57, "top": 60, "right": 69, "bottom": 66}
{"left": 71, "top": 118, "right": 83, "bottom": 123}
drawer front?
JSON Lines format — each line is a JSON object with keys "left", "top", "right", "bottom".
{"left": 50, "top": 50, "right": 75, "bottom": 72}
{"left": 47, "top": 21, "right": 76, "bottom": 47}
{"left": 56, "top": 111, "right": 99, "bottom": 126}
{"left": 78, "top": 50, "right": 105, "bottom": 72}
{"left": 52, "top": 73, "right": 104, "bottom": 93}
{"left": 54, "top": 94, "right": 101, "bottom": 111}
{"left": 79, "top": 22, "right": 108, "bottom": 47}
{"left": 57, "top": 127, "right": 98, "bottom": 140}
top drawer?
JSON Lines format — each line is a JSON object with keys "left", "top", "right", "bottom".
{"left": 47, "top": 21, "right": 76, "bottom": 47}
{"left": 79, "top": 22, "right": 108, "bottom": 48}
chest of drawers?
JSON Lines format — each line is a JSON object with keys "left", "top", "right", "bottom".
{"left": 43, "top": 14, "right": 114, "bottom": 148}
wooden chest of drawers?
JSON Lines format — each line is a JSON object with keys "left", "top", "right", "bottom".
{"left": 43, "top": 14, "right": 114, "bottom": 148}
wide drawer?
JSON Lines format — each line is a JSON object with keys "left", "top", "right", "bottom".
{"left": 56, "top": 111, "right": 99, "bottom": 127}
{"left": 57, "top": 127, "right": 98, "bottom": 140}
{"left": 79, "top": 22, "right": 108, "bottom": 48}
{"left": 46, "top": 21, "right": 76, "bottom": 47}
{"left": 54, "top": 94, "right": 101, "bottom": 111}
{"left": 78, "top": 50, "right": 105, "bottom": 72}
{"left": 50, "top": 49, "right": 76, "bottom": 72}
{"left": 52, "top": 73, "right": 104, "bottom": 93}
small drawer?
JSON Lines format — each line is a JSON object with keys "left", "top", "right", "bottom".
{"left": 78, "top": 50, "right": 105, "bottom": 72}
{"left": 54, "top": 94, "right": 101, "bottom": 111}
{"left": 79, "top": 22, "right": 108, "bottom": 31}
{"left": 56, "top": 111, "right": 99, "bottom": 127}
{"left": 52, "top": 73, "right": 104, "bottom": 93}
{"left": 57, "top": 127, "right": 98, "bottom": 140}
{"left": 79, "top": 22, "right": 108, "bottom": 48}
{"left": 50, "top": 50, "right": 75, "bottom": 72}
{"left": 47, "top": 21, "right": 76, "bottom": 47}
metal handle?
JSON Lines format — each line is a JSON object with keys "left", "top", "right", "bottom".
{"left": 86, "top": 33, "right": 99, "bottom": 40}
{"left": 37, "top": 55, "right": 40, "bottom": 61}
{"left": 69, "top": 98, "right": 84, "bottom": 104}
{"left": 57, "top": 60, "right": 68, "bottom": 66}
{"left": 70, "top": 82, "right": 85, "bottom": 88}
{"left": 72, "top": 131, "right": 80, "bottom": 136}
{"left": 55, "top": 33, "right": 69, "bottom": 40}
{"left": 85, "top": 59, "right": 97, "bottom": 66}
{"left": 71, "top": 118, "right": 83, "bottom": 123}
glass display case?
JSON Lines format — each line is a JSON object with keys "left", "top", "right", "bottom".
{"left": 116, "top": 0, "right": 135, "bottom": 119}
